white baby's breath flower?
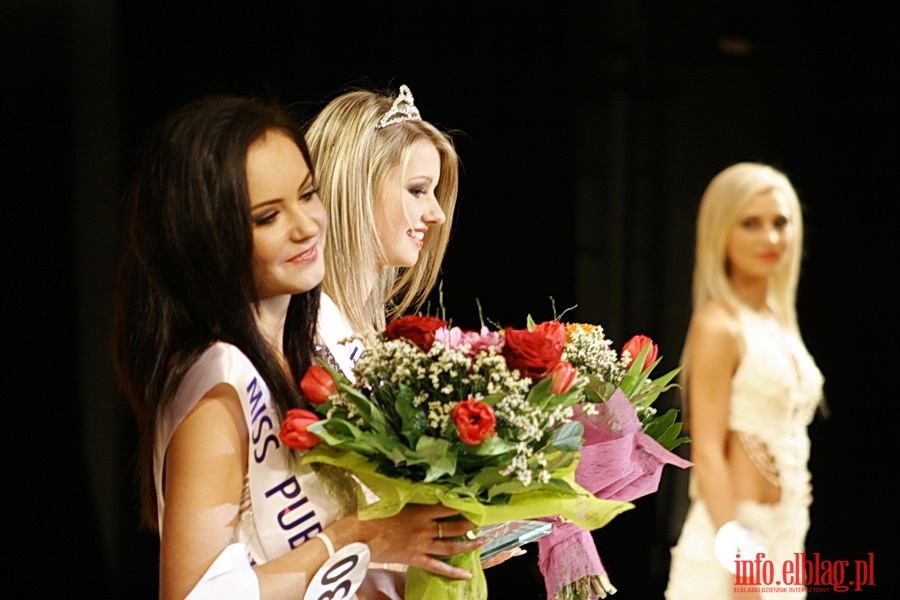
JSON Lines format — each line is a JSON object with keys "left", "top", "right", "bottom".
{"left": 564, "top": 323, "right": 628, "bottom": 385}
{"left": 321, "top": 319, "right": 600, "bottom": 501}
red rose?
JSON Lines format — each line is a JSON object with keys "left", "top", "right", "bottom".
{"left": 548, "top": 361, "right": 577, "bottom": 394}
{"left": 279, "top": 408, "right": 320, "bottom": 451}
{"left": 622, "top": 334, "right": 659, "bottom": 370}
{"left": 501, "top": 320, "right": 566, "bottom": 379}
{"left": 384, "top": 314, "right": 449, "bottom": 351}
{"left": 452, "top": 398, "right": 497, "bottom": 445}
{"left": 533, "top": 320, "right": 567, "bottom": 348}
{"left": 300, "top": 365, "right": 335, "bottom": 405}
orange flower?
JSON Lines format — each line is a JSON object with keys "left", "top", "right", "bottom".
{"left": 565, "top": 323, "right": 599, "bottom": 340}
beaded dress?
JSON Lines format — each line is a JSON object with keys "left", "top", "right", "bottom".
{"left": 665, "top": 307, "right": 823, "bottom": 600}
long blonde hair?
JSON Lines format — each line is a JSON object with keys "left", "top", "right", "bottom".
{"left": 306, "top": 87, "right": 459, "bottom": 336}
{"left": 692, "top": 162, "right": 805, "bottom": 332}
{"left": 680, "top": 163, "right": 814, "bottom": 428}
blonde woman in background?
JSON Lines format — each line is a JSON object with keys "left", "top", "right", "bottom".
{"left": 665, "top": 163, "right": 824, "bottom": 600}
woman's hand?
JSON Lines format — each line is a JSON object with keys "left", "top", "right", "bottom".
{"left": 343, "top": 504, "right": 485, "bottom": 580}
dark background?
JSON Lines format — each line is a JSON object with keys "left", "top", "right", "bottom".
{"left": 5, "top": 1, "right": 898, "bottom": 598}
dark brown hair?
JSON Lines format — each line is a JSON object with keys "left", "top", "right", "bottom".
{"left": 112, "top": 95, "right": 320, "bottom": 528}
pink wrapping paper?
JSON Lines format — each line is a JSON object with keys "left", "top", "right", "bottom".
{"left": 538, "top": 389, "right": 692, "bottom": 599}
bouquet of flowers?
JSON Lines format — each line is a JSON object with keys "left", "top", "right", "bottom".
{"left": 279, "top": 314, "right": 634, "bottom": 600}
{"left": 537, "top": 323, "right": 691, "bottom": 600}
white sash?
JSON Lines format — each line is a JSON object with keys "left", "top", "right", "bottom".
{"left": 157, "top": 343, "right": 344, "bottom": 564}
{"left": 317, "top": 293, "right": 364, "bottom": 382}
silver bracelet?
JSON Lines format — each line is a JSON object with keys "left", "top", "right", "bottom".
{"left": 317, "top": 531, "right": 335, "bottom": 557}
{"left": 304, "top": 533, "right": 370, "bottom": 600}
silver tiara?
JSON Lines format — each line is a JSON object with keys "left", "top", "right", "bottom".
{"left": 375, "top": 84, "right": 422, "bottom": 129}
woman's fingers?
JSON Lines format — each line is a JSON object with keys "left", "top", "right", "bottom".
{"left": 365, "top": 504, "right": 486, "bottom": 577}
{"left": 420, "top": 556, "right": 471, "bottom": 579}
{"left": 434, "top": 537, "right": 484, "bottom": 556}
{"left": 416, "top": 554, "right": 473, "bottom": 580}
{"left": 434, "top": 516, "right": 477, "bottom": 539}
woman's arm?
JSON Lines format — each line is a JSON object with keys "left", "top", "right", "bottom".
{"left": 160, "top": 383, "right": 483, "bottom": 600}
{"left": 684, "top": 303, "right": 741, "bottom": 530}
{"left": 160, "top": 382, "right": 259, "bottom": 600}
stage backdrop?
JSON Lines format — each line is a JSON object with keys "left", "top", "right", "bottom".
{"left": 4, "top": 1, "right": 898, "bottom": 598}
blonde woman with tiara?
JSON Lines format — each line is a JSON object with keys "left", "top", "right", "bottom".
{"left": 665, "top": 163, "right": 824, "bottom": 600}
{"left": 305, "top": 84, "right": 457, "bottom": 379}
{"left": 305, "top": 85, "right": 523, "bottom": 584}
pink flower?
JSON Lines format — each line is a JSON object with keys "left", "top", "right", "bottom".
{"left": 434, "top": 326, "right": 465, "bottom": 350}
{"left": 462, "top": 326, "right": 505, "bottom": 355}
{"left": 548, "top": 361, "right": 577, "bottom": 394}
{"left": 435, "top": 325, "right": 506, "bottom": 356}
{"left": 622, "top": 335, "right": 659, "bottom": 370}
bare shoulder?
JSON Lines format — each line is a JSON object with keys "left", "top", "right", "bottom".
{"left": 163, "top": 382, "right": 248, "bottom": 518}
{"left": 167, "top": 382, "right": 247, "bottom": 476}
{"left": 690, "top": 300, "right": 739, "bottom": 341}
{"left": 686, "top": 300, "right": 741, "bottom": 364}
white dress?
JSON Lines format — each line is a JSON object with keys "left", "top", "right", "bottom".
{"left": 665, "top": 308, "right": 824, "bottom": 599}
{"left": 154, "top": 342, "right": 351, "bottom": 599}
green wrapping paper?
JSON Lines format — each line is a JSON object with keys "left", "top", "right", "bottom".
{"left": 303, "top": 446, "right": 632, "bottom": 600}
{"left": 405, "top": 550, "right": 486, "bottom": 600}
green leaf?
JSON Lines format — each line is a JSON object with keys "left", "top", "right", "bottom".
{"left": 582, "top": 376, "right": 618, "bottom": 403}
{"left": 484, "top": 470, "right": 582, "bottom": 499}
{"left": 546, "top": 421, "right": 585, "bottom": 452}
{"left": 643, "top": 408, "right": 691, "bottom": 451}
{"left": 535, "top": 449, "right": 579, "bottom": 473}
{"left": 337, "top": 382, "right": 391, "bottom": 435}
{"left": 468, "top": 464, "right": 513, "bottom": 489}
{"left": 630, "top": 366, "right": 682, "bottom": 407}
{"left": 309, "top": 418, "right": 407, "bottom": 460}
{"left": 478, "top": 392, "right": 508, "bottom": 408}
{"left": 467, "top": 434, "right": 518, "bottom": 457}
{"left": 404, "top": 435, "right": 458, "bottom": 482}
{"left": 486, "top": 479, "right": 533, "bottom": 497}
{"left": 394, "top": 384, "right": 428, "bottom": 445}
{"left": 525, "top": 377, "right": 556, "bottom": 409}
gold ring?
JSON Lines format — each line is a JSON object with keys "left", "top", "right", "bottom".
{"left": 437, "top": 522, "right": 443, "bottom": 539}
